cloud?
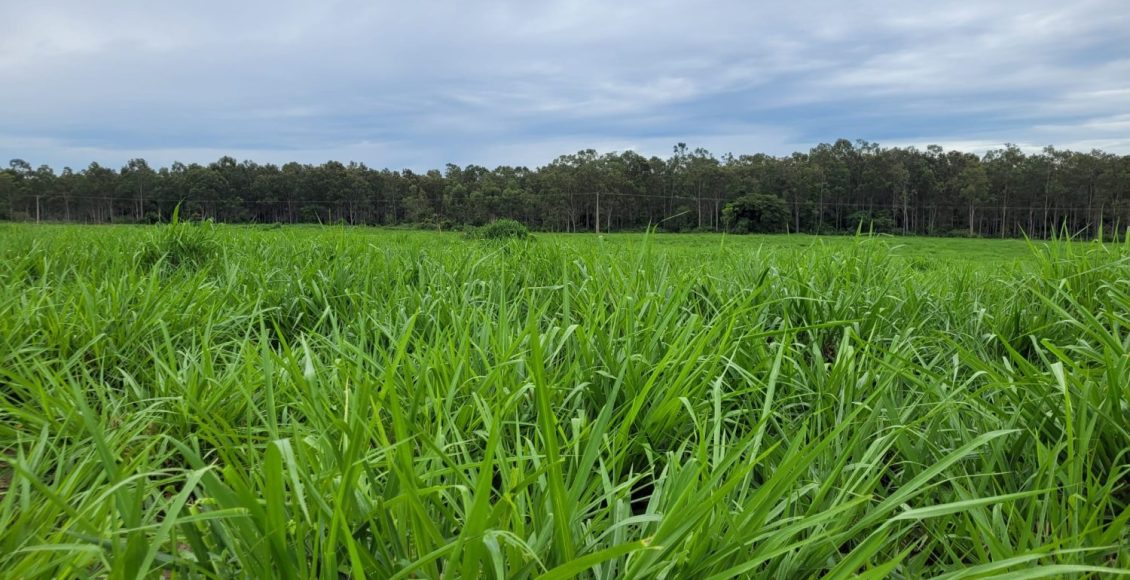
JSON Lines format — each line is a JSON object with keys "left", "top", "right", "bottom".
{"left": 1, "top": 0, "right": 1127, "bottom": 170}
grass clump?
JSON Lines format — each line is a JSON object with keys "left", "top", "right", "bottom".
{"left": 0, "top": 225, "right": 1128, "bottom": 578}
{"left": 466, "top": 218, "right": 531, "bottom": 240}
{"left": 138, "top": 206, "right": 220, "bottom": 270}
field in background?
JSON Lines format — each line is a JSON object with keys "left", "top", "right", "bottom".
{"left": 1, "top": 223, "right": 1128, "bottom": 577}
{"left": 546, "top": 231, "right": 1039, "bottom": 263}
{"left": 5, "top": 222, "right": 1043, "bottom": 260}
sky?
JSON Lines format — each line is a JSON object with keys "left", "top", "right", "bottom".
{"left": 1, "top": 0, "right": 1129, "bottom": 171}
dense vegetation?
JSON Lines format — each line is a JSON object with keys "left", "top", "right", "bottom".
{"left": 4, "top": 139, "right": 1130, "bottom": 237}
{"left": 1, "top": 223, "right": 1128, "bottom": 577}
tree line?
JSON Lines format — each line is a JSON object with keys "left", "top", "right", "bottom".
{"left": 3, "top": 139, "right": 1129, "bottom": 237}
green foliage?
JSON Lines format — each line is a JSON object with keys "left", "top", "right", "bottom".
{"left": 722, "top": 193, "right": 789, "bottom": 233}
{"left": 138, "top": 205, "right": 221, "bottom": 270}
{"left": 466, "top": 218, "right": 531, "bottom": 240}
{"left": 7, "top": 139, "right": 1130, "bottom": 239}
{"left": 847, "top": 210, "right": 898, "bottom": 233}
{"left": 0, "top": 225, "right": 1129, "bottom": 577}
{"left": 0, "top": 171, "right": 13, "bottom": 220}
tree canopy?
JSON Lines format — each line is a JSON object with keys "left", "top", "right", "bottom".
{"left": 4, "top": 139, "right": 1129, "bottom": 238}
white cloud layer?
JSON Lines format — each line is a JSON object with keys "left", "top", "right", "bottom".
{"left": 1, "top": 0, "right": 1128, "bottom": 169}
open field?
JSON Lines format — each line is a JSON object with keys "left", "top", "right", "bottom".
{"left": 546, "top": 232, "right": 1040, "bottom": 263}
{"left": 1, "top": 223, "right": 1128, "bottom": 578}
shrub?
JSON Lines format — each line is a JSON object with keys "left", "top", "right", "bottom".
{"left": 466, "top": 218, "right": 531, "bottom": 240}
{"left": 846, "top": 210, "right": 898, "bottom": 233}
{"left": 722, "top": 194, "right": 789, "bottom": 233}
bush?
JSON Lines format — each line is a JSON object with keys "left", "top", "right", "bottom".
{"left": 722, "top": 194, "right": 789, "bottom": 233}
{"left": 846, "top": 210, "right": 897, "bottom": 234}
{"left": 466, "top": 218, "right": 531, "bottom": 241}
{"left": 943, "top": 228, "right": 977, "bottom": 238}
{"left": 139, "top": 206, "right": 220, "bottom": 270}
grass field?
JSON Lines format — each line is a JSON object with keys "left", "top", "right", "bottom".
{"left": 547, "top": 232, "right": 1039, "bottom": 263}
{"left": 1, "top": 223, "right": 1128, "bottom": 578}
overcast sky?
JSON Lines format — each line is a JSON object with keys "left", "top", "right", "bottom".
{"left": 2, "top": 0, "right": 1128, "bottom": 170}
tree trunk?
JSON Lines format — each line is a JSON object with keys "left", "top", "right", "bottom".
{"left": 595, "top": 192, "right": 600, "bottom": 233}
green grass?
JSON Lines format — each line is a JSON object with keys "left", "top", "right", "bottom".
{"left": 547, "top": 232, "right": 1038, "bottom": 263}
{"left": 1, "top": 223, "right": 1128, "bottom": 578}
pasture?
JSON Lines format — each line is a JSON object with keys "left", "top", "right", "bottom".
{"left": 0, "top": 223, "right": 1127, "bottom": 577}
